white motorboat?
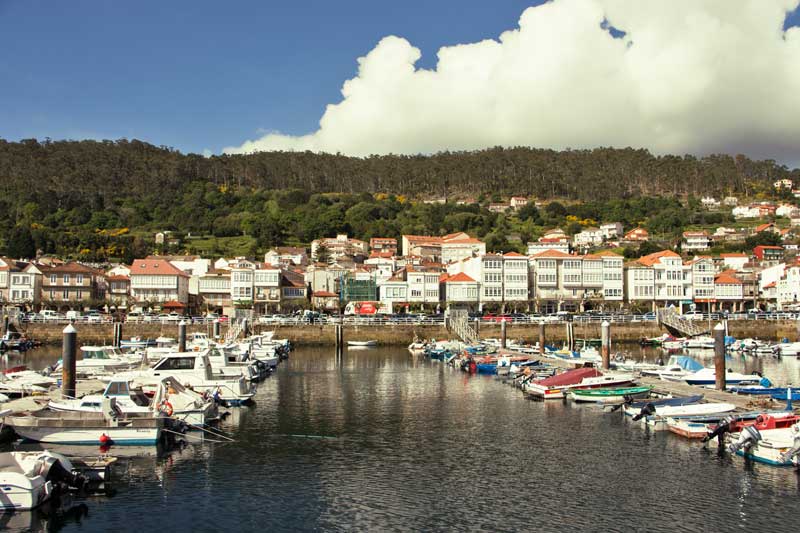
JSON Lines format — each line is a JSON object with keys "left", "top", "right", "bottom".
{"left": 48, "top": 378, "right": 218, "bottom": 427}
{"left": 684, "top": 336, "right": 715, "bottom": 349}
{"left": 684, "top": 367, "right": 762, "bottom": 386}
{"left": 347, "top": 340, "right": 377, "bottom": 347}
{"left": 777, "top": 342, "right": 800, "bottom": 357}
{"left": 53, "top": 346, "right": 139, "bottom": 377}
{"left": 3, "top": 401, "right": 165, "bottom": 445}
{"left": 110, "top": 350, "right": 255, "bottom": 406}
{"left": 662, "top": 339, "right": 687, "bottom": 350}
{"left": 641, "top": 355, "right": 704, "bottom": 381}
{"left": 0, "top": 450, "right": 85, "bottom": 511}
{"left": 524, "top": 368, "right": 634, "bottom": 399}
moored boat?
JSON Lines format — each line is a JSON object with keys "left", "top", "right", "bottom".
{"left": 568, "top": 385, "right": 652, "bottom": 404}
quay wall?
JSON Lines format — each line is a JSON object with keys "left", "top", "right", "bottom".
{"left": 17, "top": 320, "right": 800, "bottom": 346}
{"left": 21, "top": 323, "right": 229, "bottom": 345}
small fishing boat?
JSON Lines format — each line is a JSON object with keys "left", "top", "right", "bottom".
{"left": 0, "top": 449, "right": 87, "bottom": 511}
{"left": 347, "top": 340, "right": 377, "bottom": 347}
{"left": 525, "top": 368, "right": 634, "bottom": 400}
{"left": 623, "top": 394, "right": 704, "bottom": 415}
{"left": 726, "top": 424, "right": 800, "bottom": 466}
{"left": 683, "top": 368, "right": 762, "bottom": 386}
{"left": 625, "top": 401, "right": 737, "bottom": 430}
{"left": 568, "top": 386, "right": 652, "bottom": 404}
{"left": 408, "top": 341, "right": 426, "bottom": 354}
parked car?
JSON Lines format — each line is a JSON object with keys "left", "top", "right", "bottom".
{"left": 86, "top": 312, "right": 103, "bottom": 323}
{"left": 126, "top": 311, "right": 142, "bottom": 323}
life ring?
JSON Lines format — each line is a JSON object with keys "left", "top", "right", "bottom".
{"left": 158, "top": 400, "right": 174, "bottom": 417}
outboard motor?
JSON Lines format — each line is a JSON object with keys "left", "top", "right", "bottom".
{"left": 633, "top": 403, "right": 656, "bottom": 421}
{"left": 727, "top": 425, "right": 762, "bottom": 454}
{"left": 46, "top": 458, "right": 87, "bottom": 491}
{"left": 780, "top": 425, "right": 800, "bottom": 465}
{"left": 702, "top": 415, "right": 738, "bottom": 443}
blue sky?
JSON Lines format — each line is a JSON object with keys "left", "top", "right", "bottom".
{"left": 0, "top": 0, "right": 540, "bottom": 155}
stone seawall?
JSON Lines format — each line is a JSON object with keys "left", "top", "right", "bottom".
{"left": 18, "top": 320, "right": 800, "bottom": 346}
{"left": 21, "top": 323, "right": 229, "bottom": 345}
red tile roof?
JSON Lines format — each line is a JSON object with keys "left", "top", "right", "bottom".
{"left": 131, "top": 259, "right": 190, "bottom": 277}
{"left": 532, "top": 250, "right": 573, "bottom": 259}
{"left": 637, "top": 250, "right": 680, "bottom": 266}
{"left": 715, "top": 270, "right": 742, "bottom": 284}
{"left": 445, "top": 272, "right": 476, "bottom": 283}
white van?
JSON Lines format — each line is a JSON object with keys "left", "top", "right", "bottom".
{"left": 65, "top": 310, "right": 81, "bottom": 321}
{"left": 39, "top": 310, "right": 58, "bottom": 320}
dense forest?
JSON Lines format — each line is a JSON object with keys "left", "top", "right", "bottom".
{"left": 0, "top": 138, "right": 797, "bottom": 261}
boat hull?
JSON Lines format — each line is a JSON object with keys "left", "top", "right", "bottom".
{"left": 11, "top": 426, "right": 161, "bottom": 445}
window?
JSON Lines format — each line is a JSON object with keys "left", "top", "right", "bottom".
{"left": 411, "top": 289, "right": 422, "bottom": 297}
{"left": 155, "top": 357, "right": 196, "bottom": 371}
{"left": 50, "top": 274, "right": 57, "bottom": 284}
{"left": 63, "top": 274, "right": 70, "bottom": 283}
{"left": 76, "top": 274, "right": 84, "bottom": 284}
{"left": 63, "top": 290, "right": 69, "bottom": 299}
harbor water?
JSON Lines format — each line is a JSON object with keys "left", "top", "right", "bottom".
{"left": 3, "top": 346, "right": 800, "bottom": 531}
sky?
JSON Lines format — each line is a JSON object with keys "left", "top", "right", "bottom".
{"left": 2, "top": 1, "right": 800, "bottom": 165}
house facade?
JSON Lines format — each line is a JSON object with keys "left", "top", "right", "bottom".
{"left": 129, "top": 258, "right": 190, "bottom": 308}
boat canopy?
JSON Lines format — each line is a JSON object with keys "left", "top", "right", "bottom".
{"left": 536, "top": 367, "right": 602, "bottom": 386}
{"left": 674, "top": 356, "right": 703, "bottom": 372}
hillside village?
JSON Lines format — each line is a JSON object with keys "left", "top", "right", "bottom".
{"left": 5, "top": 181, "right": 800, "bottom": 318}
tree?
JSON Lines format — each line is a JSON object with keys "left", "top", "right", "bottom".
{"left": 315, "top": 243, "right": 330, "bottom": 263}
{"left": 6, "top": 225, "right": 36, "bottom": 259}
{"left": 545, "top": 202, "right": 567, "bottom": 218}
{"left": 745, "top": 230, "right": 783, "bottom": 248}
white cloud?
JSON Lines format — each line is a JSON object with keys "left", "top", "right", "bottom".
{"left": 223, "top": 0, "right": 800, "bottom": 163}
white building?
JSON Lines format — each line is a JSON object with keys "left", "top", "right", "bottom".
{"left": 715, "top": 270, "right": 745, "bottom": 311}
{"left": 600, "top": 223, "right": 623, "bottom": 239}
{"left": 732, "top": 205, "right": 762, "bottom": 219}
{"left": 777, "top": 266, "right": 800, "bottom": 309}
{"left": 625, "top": 250, "right": 692, "bottom": 310}
{"left": 439, "top": 272, "right": 479, "bottom": 306}
{"left": 573, "top": 228, "right": 604, "bottom": 247}
{"left": 689, "top": 257, "right": 715, "bottom": 306}
{"left": 129, "top": 259, "right": 190, "bottom": 307}
{"left": 701, "top": 197, "right": 720, "bottom": 208}
{"left": 720, "top": 253, "right": 749, "bottom": 271}
{"left": 682, "top": 231, "right": 711, "bottom": 251}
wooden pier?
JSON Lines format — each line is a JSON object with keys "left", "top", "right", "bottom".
{"left": 498, "top": 348, "right": 784, "bottom": 412}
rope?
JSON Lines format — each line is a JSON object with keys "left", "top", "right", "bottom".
{"left": 161, "top": 427, "right": 233, "bottom": 444}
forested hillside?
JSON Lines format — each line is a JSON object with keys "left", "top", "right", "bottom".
{"left": 0, "top": 138, "right": 797, "bottom": 261}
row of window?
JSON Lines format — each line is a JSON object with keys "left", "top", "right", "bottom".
{"left": 47, "top": 274, "right": 86, "bottom": 285}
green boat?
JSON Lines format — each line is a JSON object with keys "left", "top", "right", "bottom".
{"left": 568, "top": 386, "right": 652, "bottom": 403}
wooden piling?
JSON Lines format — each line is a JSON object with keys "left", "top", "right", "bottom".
{"left": 500, "top": 320, "right": 507, "bottom": 349}
{"left": 539, "top": 321, "right": 545, "bottom": 355}
{"left": 178, "top": 320, "right": 187, "bottom": 352}
{"left": 714, "top": 323, "right": 726, "bottom": 391}
{"left": 601, "top": 320, "right": 611, "bottom": 370}
{"left": 62, "top": 324, "right": 77, "bottom": 399}
{"left": 213, "top": 319, "right": 221, "bottom": 339}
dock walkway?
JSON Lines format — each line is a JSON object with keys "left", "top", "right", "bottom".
{"left": 499, "top": 349, "right": 779, "bottom": 411}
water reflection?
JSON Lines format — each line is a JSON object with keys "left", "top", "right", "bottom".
{"left": 2, "top": 346, "right": 800, "bottom": 532}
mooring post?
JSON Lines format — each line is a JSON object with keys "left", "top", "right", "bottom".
{"left": 565, "top": 314, "right": 575, "bottom": 352}
{"left": 213, "top": 319, "right": 221, "bottom": 339}
{"left": 500, "top": 319, "right": 507, "bottom": 349}
{"left": 539, "top": 321, "right": 546, "bottom": 356}
{"left": 714, "top": 323, "right": 726, "bottom": 391}
{"left": 3, "top": 315, "right": 9, "bottom": 334}
{"left": 474, "top": 318, "right": 480, "bottom": 341}
{"left": 178, "top": 320, "right": 187, "bottom": 352}
{"left": 601, "top": 320, "right": 611, "bottom": 370}
{"left": 62, "top": 324, "right": 77, "bottom": 399}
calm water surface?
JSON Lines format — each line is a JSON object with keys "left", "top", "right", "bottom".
{"left": 2, "top": 346, "right": 800, "bottom": 532}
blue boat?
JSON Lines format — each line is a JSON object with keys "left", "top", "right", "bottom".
{"left": 476, "top": 363, "right": 497, "bottom": 374}
{"left": 770, "top": 390, "right": 800, "bottom": 401}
